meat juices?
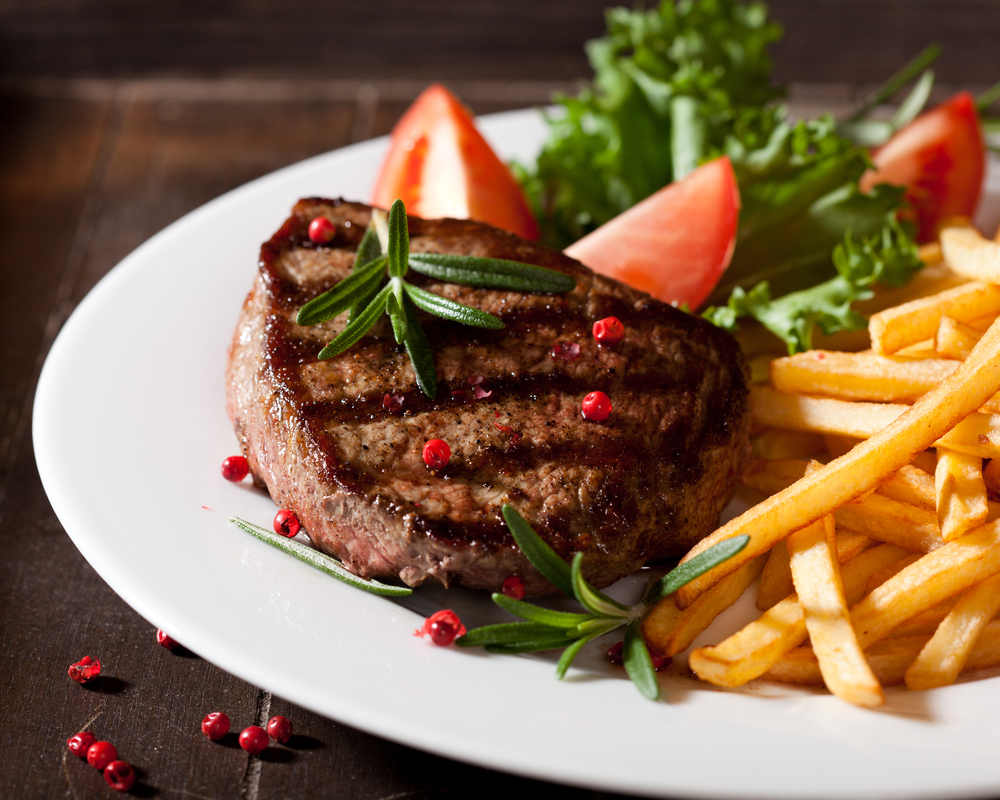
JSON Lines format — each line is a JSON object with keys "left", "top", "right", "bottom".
{"left": 226, "top": 199, "right": 750, "bottom": 595}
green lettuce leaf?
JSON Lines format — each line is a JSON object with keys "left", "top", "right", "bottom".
{"left": 517, "top": 0, "right": 782, "bottom": 250}
{"left": 518, "top": 0, "right": 922, "bottom": 355}
{"left": 704, "top": 218, "right": 922, "bottom": 353}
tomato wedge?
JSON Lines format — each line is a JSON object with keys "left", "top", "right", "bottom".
{"left": 371, "top": 84, "right": 539, "bottom": 241}
{"left": 564, "top": 156, "right": 740, "bottom": 309}
{"left": 860, "top": 91, "right": 985, "bottom": 243}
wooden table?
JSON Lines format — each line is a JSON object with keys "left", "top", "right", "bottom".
{"left": 2, "top": 2, "right": 998, "bottom": 798}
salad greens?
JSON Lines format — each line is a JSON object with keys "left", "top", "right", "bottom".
{"left": 516, "top": 0, "right": 928, "bottom": 353}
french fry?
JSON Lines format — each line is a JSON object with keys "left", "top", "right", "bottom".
{"left": 690, "top": 543, "right": 909, "bottom": 688}
{"left": 850, "top": 518, "right": 1000, "bottom": 649}
{"left": 640, "top": 555, "right": 768, "bottom": 658}
{"left": 935, "top": 448, "right": 989, "bottom": 541}
{"left": 756, "top": 529, "right": 870, "bottom": 611}
{"left": 834, "top": 493, "right": 943, "bottom": 553}
{"left": 786, "top": 462, "right": 883, "bottom": 707}
{"left": 750, "top": 386, "right": 1000, "bottom": 460}
{"left": 886, "top": 599, "right": 959, "bottom": 638}
{"left": 770, "top": 351, "right": 959, "bottom": 403}
{"left": 868, "top": 281, "right": 1000, "bottom": 355}
{"left": 919, "top": 241, "right": 943, "bottom": 266}
{"left": 756, "top": 540, "right": 792, "bottom": 611}
{"left": 940, "top": 225, "right": 1000, "bottom": 283}
{"left": 904, "top": 572, "right": 1000, "bottom": 690}
{"left": 751, "top": 428, "right": 825, "bottom": 460}
{"left": 741, "top": 457, "right": 943, "bottom": 552}
{"left": 877, "top": 464, "right": 936, "bottom": 510}
{"left": 740, "top": 457, "right": 808, "bottom": 496}
{"left": 909, "top": 450, "right": 939, "bottom": 475}
{"left": 824, "top": 433, "right": 862, "bottom": 459}
{"left": 936, "top": 315, "right": 983, "bottom": 360}
{"left": 864, "top": 553, "right": 922, "bottom": 596}
{"left": 766, "top": 621, "right": 1000, "bottom": 687}
{"left": 674, "top": 315, "right": 1000, "bottom": 609}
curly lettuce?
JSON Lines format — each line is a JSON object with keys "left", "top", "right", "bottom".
{"left": 517, "top": 0, "right": 923, "bottom": 354}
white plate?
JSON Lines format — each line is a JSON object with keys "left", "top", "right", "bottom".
{"left": 34, "top": 109, "right": 1000, "bottom": 800}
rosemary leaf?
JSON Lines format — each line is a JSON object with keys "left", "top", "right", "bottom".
{"left": 401, "top": 295, "right": 438, "bottom": 398}
{"left": 387, "top": 199, "right": 409, "bottom": 278}
{"left": 491, "top": 593, "right": 594, "bottom": 628}
{"left": 501, "top": 505, "right": 574, "bottom": 597}
{"left": 403, "top": 283, "right": 504, "bottom": 329}
{"left": 645, "top": 534, "right": 751, "bottom": 605}
{"left": 847, "top": 43, "right": 941, "bottom": 122}
{"left": 348, "top": 275, "right": 386, "bottom": 323}
{"left": 457, "top": 620, "right": 571, "bottom": 648}
{"left": 296, "top": 256, "right": 386, "bottom": 326}
{"left": 889, "top": 69, "right": 934, "bottom": 131}
{"left": 570, "top": 552, "right": 632, "bottom": 618}
{"left": 555, "top": 632, "right": 602, "bottom": 679}
{"left": 623, "top": 620, "right": 660, "bottom": 701}
{"left": 408, "top": 253, "right": 576, "bottom": 293}
{"left": 571, "top": 616, "right": 626, "bottom": 638}
{"left": 386, "top": 285, "right": 408, "bottom": 344}
{"left": 486, "top": 638, "right": 580, "bottom": 655}
{"left": 229, "top": 517, "right": 412, "bottom": 597}
{"left": 317, "top": 282, "right": 391, "bottom": 359}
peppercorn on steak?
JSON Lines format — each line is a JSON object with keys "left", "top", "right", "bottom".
{"left": 226, "top": 199, "right": 750, "bottom": 594}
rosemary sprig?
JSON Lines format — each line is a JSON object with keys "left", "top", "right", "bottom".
{"left": 456, "top": 505, "right": 749, "bottom": 701}
{"left": 229, "top": 516, "right": 413, "bottom": 597}
{"left": 296, "top": 199, "right": 575, "bottom": 398}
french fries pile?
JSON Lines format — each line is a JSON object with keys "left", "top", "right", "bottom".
{"left": 643, "top": 221, "right": 1000, "bottom": 707}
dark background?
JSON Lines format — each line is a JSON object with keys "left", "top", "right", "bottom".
{"left": 2, "top": 2, "right": 998, "bottom": 799}
{"left": 2, "top": 0, "right": 999, "bottom": 84}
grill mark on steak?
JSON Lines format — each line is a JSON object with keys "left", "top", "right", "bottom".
{"left": 227, "top": 198, "right": 751, "bottom": 594}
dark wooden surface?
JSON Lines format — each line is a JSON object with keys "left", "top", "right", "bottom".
{"left": 1, "top": 2, "right": 998, "bottom": 799}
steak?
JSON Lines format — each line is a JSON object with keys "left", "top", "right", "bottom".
{"left": 226, "top": 198, "right": 750, "bottom": 595}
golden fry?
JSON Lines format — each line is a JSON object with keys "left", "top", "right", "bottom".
{"left": 935, "top": 448, "right": 988, "bottom": 541}
{"left": 757, "top": 540, "right": 792, "bottom": 611}
{"left": 787, "top": 463, "right": 883, "bottom": 707}
{"left": 850, "top": 519, "right": 1000, "bottom": 649}
{"left": 824, "top": 433, "right": 862, "bottom": 459}
{"left": 864, "top": 553, "right": 922, "bottom": 596}
{"left": 770, "top": 351, "right": 959, "bottom": 403}
{"left": 690, "top": 543, "right": 909, "bottom": 688}
{"left": 869, "top": 281, "right": 1000, "bottom": 355}
{"left": 835, "top": 493, "right": 943, "bottom": 553}
{"left": 751, "top": 428, "right": 825, "bottom": 460}
{"left": 877, "top": 464, "right": 936, "bottom": 510}
{"left": 641, "top": 555, "right": 767, "bottom": 659}
{"left": 887, "top": 599, "right": 959, "bottom": 638}
{"left": 940, "top": 226, "right": 1000, "bottom": 284}
{"left": 767, "top": 621, "right": 1000, "bottom": 687}
{"left": 936, "top": 315, "right": 983, "bottom": 360}
{"left": 750, "top": 386, "right": 1000, "bottom": 460}
{"left": 904, "top": 573, "right": 1000, "bottom": 690}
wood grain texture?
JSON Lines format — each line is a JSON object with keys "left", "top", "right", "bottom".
{"left": 2, "top": 0, "right": 998, "bottom": 84}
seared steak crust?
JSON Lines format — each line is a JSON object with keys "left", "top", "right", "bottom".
{"left": 226, "top": 199, "right": 750, "bottom": 594}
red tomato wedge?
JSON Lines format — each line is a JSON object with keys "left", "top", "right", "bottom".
{"left": 371, "top": 84, "right": 539, "bottom": 241}
{"left": 564, "top": 156, "right": 740, "bottom": 309}
{"left": 860, "top": 91, "right": 985, "bottom": 243}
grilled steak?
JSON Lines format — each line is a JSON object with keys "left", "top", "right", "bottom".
{"left": 226, "top": 198, "right": 750, "bottom": 595}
